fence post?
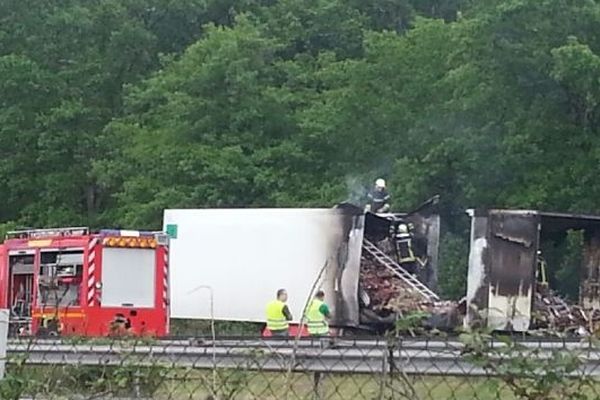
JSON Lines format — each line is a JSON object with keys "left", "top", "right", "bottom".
{"left": 312, "top": 372, "right": 322, "bottom": 400}
{"left": 378, "top": 346, "right": 388, "bottom": 399}
{"left": 0, "top": 309, "right": 9, "bottom": 379}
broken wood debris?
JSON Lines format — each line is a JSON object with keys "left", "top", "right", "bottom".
{"left": 532, "top": 287, "right": 600, "bottom": 334}
{"left": 360, "top": 240, "right": 458, "bottom": 320}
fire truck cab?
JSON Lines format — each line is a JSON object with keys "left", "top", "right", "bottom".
{"left": 0, "top": 227, "right": 169, "bottom": 337}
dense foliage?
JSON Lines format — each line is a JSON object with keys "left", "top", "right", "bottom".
{"left": 1, "top": 0, "right": 599, "bottom": 297}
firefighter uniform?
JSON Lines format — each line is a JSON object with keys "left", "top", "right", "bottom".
{"left": 305, "top": 299, "right": 329, "bottom": 336}
{"left": 366, "top": 178, "right": 391, "bottom": 213}
{"left": 395, "top": 224, "right": 416, "bottom": 264}
{"left": 266, "top": 300, "right": 289, "bottom": 335}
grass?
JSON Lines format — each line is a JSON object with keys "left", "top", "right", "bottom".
{"left": 9, "top": 363, "right": 600, "bottom": 399}
{"left": 169, "top": 318, "right": 263, "bottom": 337}
{"left": 156, "top": 371, "right": 518, "bottom": 399}
{"left": 3, "top": 362, "right": 520, "bottom": 400}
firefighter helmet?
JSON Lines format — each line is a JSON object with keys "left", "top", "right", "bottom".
{"left": 375, "top": 178, "right": 386, "bottom": 188}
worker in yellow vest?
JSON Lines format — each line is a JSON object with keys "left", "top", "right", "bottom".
{"left": 265, "top": 288, "right": 293, "bottom": 337}
{"left": 304, "top": 290, "right": 331, "bottom": 336}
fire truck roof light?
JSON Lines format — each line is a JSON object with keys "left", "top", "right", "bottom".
{"left": 102, "top": 236, "right": 157, "bottom": 248}
{"left": 99, "top": 229, "right": 156, "bottom": 237}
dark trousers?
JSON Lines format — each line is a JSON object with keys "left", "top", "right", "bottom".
{"left": 270, "top": 329, "right": 289, "bottom": 337}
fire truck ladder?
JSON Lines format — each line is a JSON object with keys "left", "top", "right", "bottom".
{"left": 362, "top": 239, "right": 439, "bottom": 302}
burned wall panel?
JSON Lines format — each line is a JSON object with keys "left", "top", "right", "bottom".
{"left": 581, "top": 231, "right": 600, "bottom": 309}
{"left": 465, "top": 211, "right": 490, "bottom": 329}
{"left": 486, "top": 212, "right": 538, "bottom": 331}
{"left": 405, "top": 213, "right": 440, "bottom": 291}
{"left": 327, "top": 209, "right": 365, "bottom": 327}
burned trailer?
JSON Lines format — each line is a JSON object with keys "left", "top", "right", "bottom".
{"left": 361, "top": 195, "right": 441, "bottom": 291}
{"left": 163, "top": 199, "right": 448, "bottom": 336}
{"left": 332, "top": 197, "right": 454, "bottom": 333}
{"left": 465, "top": 209, "right": 600, "bottom": 333}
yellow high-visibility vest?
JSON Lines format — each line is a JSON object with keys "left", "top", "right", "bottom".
{"left": 266, "top": 300, "right": 289, "bottom": 331}
{"left": 305, "top": 299, "right": 329, "bottom": 335}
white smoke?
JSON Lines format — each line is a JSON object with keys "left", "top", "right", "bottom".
{"left": 345, "top": 176, "right": 368, "bottom": 205}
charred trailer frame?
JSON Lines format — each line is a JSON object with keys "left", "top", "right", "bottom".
{"left": 362, "top": 197, "right": 441, "bottom": 291}
{"left": 331, "top": 197, "right": 441, "bottom": 331}
{"left": 465, "top": 209, "right": 600, "bottom": 332}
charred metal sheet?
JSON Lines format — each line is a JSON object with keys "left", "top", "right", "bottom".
{"left": 328, "top": 204, "right": 365, "bottom": 327}
{"left": 488, "top": 212, "right": 538, "bottom": 297}
{"left": 363, "top": 212, "right": 392, "bottom": 242}
{"left": 406, "top": 197, "right": 440, "bottom": 290}
{"left": 465, "top": 210, "right": 490, "bottom": 330}
{"left": 539, "top": 212, "right": 600, "bottom": 233}
{"left": 486, "top": 211, "right": 538, "bottom": 331}
{"left": 468, "top": 208, "right": 600, "bottom": 332}
{"left": 581, "top": 230, "right": 600, "bottom": 309}
{"left": 465, "top": 210, "right": 539, "bottom": 332}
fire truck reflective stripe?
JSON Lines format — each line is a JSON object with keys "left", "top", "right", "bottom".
{"left": 88, "top": 254, "right": 96, "bottom": 276}
{"left": 163, "top": 248, "right": 169, "bottom": 307}
{"left": 32, "top": 312, "right": 85, "bottom": 319}
{"left": 27, "top": 239, "right": 52, "bottom": 247}
{"left": 87, "top": 238, "right": 98, "bottom": 306}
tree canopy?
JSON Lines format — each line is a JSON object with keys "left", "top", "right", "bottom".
{"left": 2, "top": 0, "right": 599, "bottom": 297}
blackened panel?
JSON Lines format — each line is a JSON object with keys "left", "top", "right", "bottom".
{"left": 581, "top": 230, "right": 600, "bottom": 308}
{"left": 326, "top": 208, "right": 365, "bottom": 327}
{"left": 487, "top": 212, "right": 538, "bottom": 331}
{"left": 406, "top": 213, "right": 440, "bottom": 291}
{"left": 489, "top": 212, "right": 538, "bottom": 296}
{"left": 364, "top": 212, "right": 392, "bottom": 242}
{"left": 465, "top": 214, "right": 490, "bottom": 329}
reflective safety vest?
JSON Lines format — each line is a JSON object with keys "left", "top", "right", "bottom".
{"left": 305, "top": 299, "right": 329, "bottom": 335}
{"left": 396, "top": 233, "right": 416, "bottom": 263}
{"left": 266, "top": 300, "right": 289, "bottom": 331}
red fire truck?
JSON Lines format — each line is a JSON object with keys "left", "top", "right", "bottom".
{"left": 0, "top": 227, "right": 169, "bottom": 337}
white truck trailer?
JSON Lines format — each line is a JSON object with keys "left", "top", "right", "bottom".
{"left": 163, "top": 199, "right": 442, "bottom": 331}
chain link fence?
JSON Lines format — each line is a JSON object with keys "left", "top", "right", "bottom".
{"left": 2, "top": 334, "right": 600, "bottom": 399}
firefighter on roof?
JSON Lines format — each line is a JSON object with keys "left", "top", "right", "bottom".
{"left": 366, "top": 178, "right": 391, "bottom": 213}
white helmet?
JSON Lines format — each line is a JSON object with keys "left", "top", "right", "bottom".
{"left": 375, "top": 178, "right": 386, "bottom": 188}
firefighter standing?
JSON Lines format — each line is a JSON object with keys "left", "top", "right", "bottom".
{"left": 304, "top": 290, "right": 331, "bottom": 336}
{"left": 266, "top": 289, "right": 293, "bottom": 337}
{"left": 395, "top": 222, "right": 418, "bottom": 273}
{"left": 366, "top": 179, "right": 391, "bottom": 213}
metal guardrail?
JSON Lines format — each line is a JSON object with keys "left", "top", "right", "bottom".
{"left": 7, "top": 338, "right": 600, "bottom": 375}
{"left": 5, "top": 337, "right": 600, "bottom": 399}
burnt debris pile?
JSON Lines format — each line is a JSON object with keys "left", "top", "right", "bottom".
{"left": 358, "top": 220, "right": 462, "bottom": 330}
{"left": 360, "top": 254, "right": 432, "bottom": 313}
{"left": 533, "top": 287, "right": 600, "bottom": 335}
